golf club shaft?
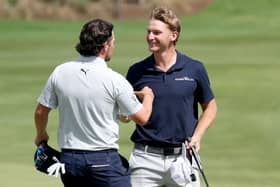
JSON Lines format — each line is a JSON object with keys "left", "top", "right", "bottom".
{"left": 186, "top": 137, "right": 210, "bottom": 187}
{"left": 191, "top": 146, "right": 210, "bottom": 187}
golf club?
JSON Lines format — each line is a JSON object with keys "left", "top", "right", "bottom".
{"left": 186, "top": 137, "right": 210, "bottom": 187}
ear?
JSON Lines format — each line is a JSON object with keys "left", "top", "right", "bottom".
{"left": 170, "top": 31, "right": 179, "bottom": 43}
{"left": 103, "top": 42, "right": 110, "bottom": 51}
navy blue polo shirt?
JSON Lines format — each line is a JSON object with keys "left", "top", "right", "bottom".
{"left": 126, "top": 51, "right": 214, "bottom": 147}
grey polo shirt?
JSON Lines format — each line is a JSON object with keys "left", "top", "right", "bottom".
{"left": 38, "top": 56, "right": 142, "bottom": 151}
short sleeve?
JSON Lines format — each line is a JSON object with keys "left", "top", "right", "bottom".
{"left": 196, "top": 64, "right": 214, "bottom": 104}
{"left": 37, "top": 70, "right": 58, "bottom": 109}
{"left": 114, "top": 74, "right": 142, "bottom": 115}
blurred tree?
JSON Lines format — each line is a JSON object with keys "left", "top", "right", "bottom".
{"left": 60, "top": 0, "right": 68, "bottom": 5}
{"left": 113, "top": 0, "right": 121, "bottom": 19}
{"left": 126, "top": 0, "right": 145, "bottom": 4}
{"left": 7, "top": 0, "right": 18, "bottom": 6}
{"left": 41, "top": 0, "right": 66, "bottom": 5}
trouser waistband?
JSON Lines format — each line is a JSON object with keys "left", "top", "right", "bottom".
{"left": 61, "top": 148, "right": 117, "bottom": 154}
{"left": 134, "top": 143, "right": 182, "bottom": 156}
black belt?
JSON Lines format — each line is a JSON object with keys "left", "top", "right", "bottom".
{"left": 134, "top": 143, "right": 182, "bottom": 156}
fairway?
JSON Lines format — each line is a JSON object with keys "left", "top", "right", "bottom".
{"left": 1, "top": 0, "right": 280, "bottom": 186}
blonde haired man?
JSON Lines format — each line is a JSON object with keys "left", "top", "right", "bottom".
{"left": 126, "top": 8, "right": 217, "bottom": 187}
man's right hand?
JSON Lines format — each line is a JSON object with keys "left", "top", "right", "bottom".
{"left": 35, "top": 131, "right": 49, "bottom": 146}
{"left": 134, "top": 86, "right": 154, "bottom": 101}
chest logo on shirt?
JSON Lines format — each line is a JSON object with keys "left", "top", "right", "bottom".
{"left": 174, "top": 76, "right": 194, "bottom": 81}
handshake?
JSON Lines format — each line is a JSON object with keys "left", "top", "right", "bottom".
{"left": 119, "top": 86, "right": 154, "bottom": 124}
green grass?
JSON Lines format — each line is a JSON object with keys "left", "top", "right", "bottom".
{"left": 1, "top": 0, "right": 280, "bottom": 186}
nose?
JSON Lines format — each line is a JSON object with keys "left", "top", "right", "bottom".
{"left": 147, "top": 32, "right": 154, "bottom": 41}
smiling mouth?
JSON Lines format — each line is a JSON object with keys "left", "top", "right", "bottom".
{"left": 148, "top": 42, "right": 158, "bottom": 47}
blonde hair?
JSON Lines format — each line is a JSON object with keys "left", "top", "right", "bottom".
{"left": 150, "top": 7, "right": 181, "bottom": 43}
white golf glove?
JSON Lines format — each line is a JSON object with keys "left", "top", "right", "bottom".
{"left": 47, "top": 157, "right": 65, "bottom": 177}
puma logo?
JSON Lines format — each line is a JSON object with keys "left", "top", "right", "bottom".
{"left": 81, "top": 68, "right": 89, "bottom": 75}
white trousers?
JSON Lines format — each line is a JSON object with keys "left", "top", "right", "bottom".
{"left": 129, "top": 147, "right": 200, "bottom": 187}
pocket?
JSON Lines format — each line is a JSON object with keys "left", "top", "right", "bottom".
{"left": 85, "top": 153, "right": 110, "bottom": 169}
{"left": 128, "top": 150, "right": 143, "bottom": 169}
{"left": 169, "top": 156, "right": 192, "bottom": 186}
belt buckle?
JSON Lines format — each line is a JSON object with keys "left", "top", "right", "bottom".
{"left": 163, "top": 147, "right": 181, "bottom": 156}
{"left": 173, "top": 147, "right": 181, "bottom": 154}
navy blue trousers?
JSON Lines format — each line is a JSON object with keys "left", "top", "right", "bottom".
{"left": 60, "top": 149, "right": 131, "bottom": 187}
